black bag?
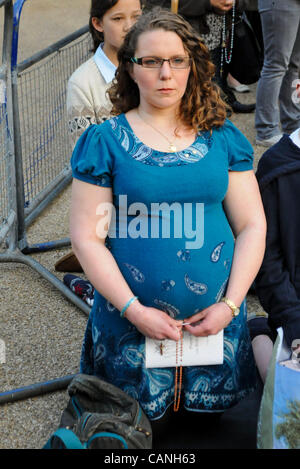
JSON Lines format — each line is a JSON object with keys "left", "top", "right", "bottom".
{"left": 43, "top": 374, "right": 152, "bottom": 449}
{"left": 229, "top": 14, "right": 263, "bottom": 85}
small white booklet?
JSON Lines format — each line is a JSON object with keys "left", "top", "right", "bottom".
{"left": 145, "top": 330, "right": 224, "bottom": 368}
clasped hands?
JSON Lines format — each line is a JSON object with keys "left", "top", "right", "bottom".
{"left": 126, "top": 301, "right": 233, "bottom": 341}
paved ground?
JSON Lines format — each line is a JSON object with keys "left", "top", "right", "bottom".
{"left": 0, "top": 0, "right": 266, "bottom": 450}
{"left": 1, "top": 0, "right": 90, "bottom": 60}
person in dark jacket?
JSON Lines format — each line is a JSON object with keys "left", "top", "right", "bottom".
{"left": 255, "top": 115, "right": 300, "bottom": 350}
{"left": 144, "top": 0, "right": 258, "bottom": 113}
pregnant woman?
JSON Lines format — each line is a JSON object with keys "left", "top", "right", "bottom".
{"left": 70, "top": 8, "right": 266, "bottom": 424}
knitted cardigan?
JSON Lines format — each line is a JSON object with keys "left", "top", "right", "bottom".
{"left": 66, "top": 57, "right": 113, "bottom": 149}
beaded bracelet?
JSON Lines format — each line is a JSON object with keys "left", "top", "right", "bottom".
{"left": 120, "top": 296, "right": 138, "bottom": 318}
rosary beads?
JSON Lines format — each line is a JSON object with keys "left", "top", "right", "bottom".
{"left": 220, "top": 1, "right": 236, "bottom": 76}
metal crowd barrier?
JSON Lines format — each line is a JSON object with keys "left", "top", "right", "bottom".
{"left": 0, "top": 0, "right": 91, "bottom": 317}
{"left": 0, "top": 0, "right": 93, "bottom": 406}
{"left": 0, "top": 0, "right": 16, "bottom": 250}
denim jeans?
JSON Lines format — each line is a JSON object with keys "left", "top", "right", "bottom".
{"left": 255, "top": 0, "right": 300, "bottom": 139}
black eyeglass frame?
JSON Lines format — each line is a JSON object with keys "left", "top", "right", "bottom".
{"left": 130, "top": 56, "right": 192, "bottom": 69}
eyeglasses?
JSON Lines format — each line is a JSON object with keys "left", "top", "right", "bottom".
{"left": 130, "top": 56, "right": 191, "bottom": 69}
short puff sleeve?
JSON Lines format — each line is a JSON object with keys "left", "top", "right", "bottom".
{"left": 222, "top": 119, "right": 254, "bottom": 171}
{"left": 71, "top": 124, "right": 112, "bottom": 187}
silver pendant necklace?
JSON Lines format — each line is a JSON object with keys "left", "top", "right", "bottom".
{"left": 137, "top": 110, "right": 178, "bottom": 153}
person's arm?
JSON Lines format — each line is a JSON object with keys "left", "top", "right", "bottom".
{"left": 255, "top": 181, "right": 300, "bottom": 347}
{"left": 221, "top": 170, "right": 266, "bottom": 307}
{"left": 66, "top": 79, "right": 97, "bottom": 150}
{"left": 70, "top": 178, "right": 182, "bottom": 341}
{"left": 184, "top": 170, "right": 266, "bottom": 337}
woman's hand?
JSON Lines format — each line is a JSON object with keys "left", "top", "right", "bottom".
{"left": 125, "top": 304, "right": 183, "bottom": 341}
{"left": 183, "top": 302, "right": 233, "bottom": 337}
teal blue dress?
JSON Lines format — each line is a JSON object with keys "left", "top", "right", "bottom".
{"left": 71, "top": 113, "right": 257, "bottom": 420}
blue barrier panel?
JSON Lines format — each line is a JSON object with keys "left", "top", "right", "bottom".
{"left": 0, "top": 0, "right": 16, "bottom": 245}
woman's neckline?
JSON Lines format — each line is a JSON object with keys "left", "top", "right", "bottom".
{"left": 121, "top": 112, "right": 199, "bottom": 155}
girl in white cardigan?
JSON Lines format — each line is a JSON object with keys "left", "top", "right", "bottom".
{"left": 66, "top": 0, "right": 143, "bottom": 149}
{"left": 57, "top": 0, "right": 143, "bottom": 274}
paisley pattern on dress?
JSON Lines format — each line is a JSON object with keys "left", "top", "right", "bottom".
{"left": 80, "top": 301, "right": 256, "bottom": 419}
{"left": 106, "top": 301, "right": 116, "bottom": 312}
{"left": 153, "top": 299, "right": 181, "bottom": 318}
{"left": 211, "top": 242, "right": 225, "bottom": 263}
{"left": 75, "top": 115, "right": 257, "bottom": 421}
{"left": 161, "top": 279, "right": 176, "bottom": 291}
{"left": 123, "top": 263, "right": 145, "bottom": 283}
{"left": 123, "top": 345, "right": 144, "bottom": 367}
{"left": 184, "top": 274, "right": 208, "bottom": 295}
{"left": 215, "top": 277, "right": 229, "bottom": 302}
{"left": 177, "top": 249, "right": 191, "bottom": 262}
{"left": 108, "top": 116, "right": 212, "bottom": 167}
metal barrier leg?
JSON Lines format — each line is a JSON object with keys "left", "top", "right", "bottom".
{"left": 0, "top": 249, "right": 91, "bottom": 316}
{"left": 21, "top": 237, "right": 71, "bottom": 254}
{"left": 0, "top": 374, "right": 76, "bottom": 405}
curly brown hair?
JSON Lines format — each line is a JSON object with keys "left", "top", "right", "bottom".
{"left": 108, "top": 7, "right": 227, "bottom": 132}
